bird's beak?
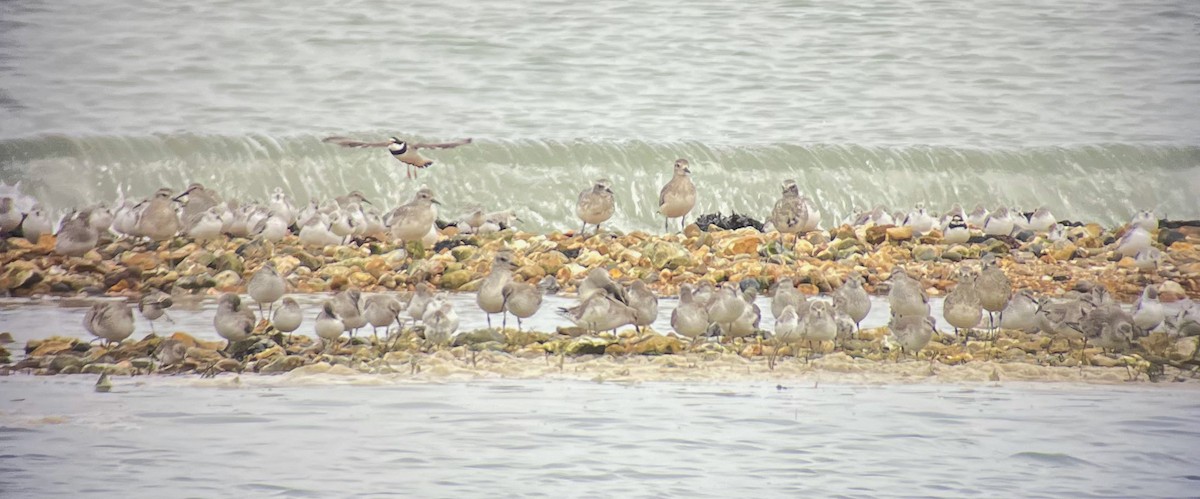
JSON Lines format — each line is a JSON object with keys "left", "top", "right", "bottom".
{"left": 684, "top": 167, "right": 692, "bottom": 175}
{"left": 432, "top": 198, "right": 442, "bottom": 205}
{"left": 515, "top": 216, "right": 524, "bottom": 223}
{"left": 172, "top": 187, "right": 195, "bottom": 202}
{"left": 362, "top": 199, "right": 373, "bottom": 205}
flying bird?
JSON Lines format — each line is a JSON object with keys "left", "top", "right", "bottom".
{"left": 322, "top": 135, "right": 473, "bottom": 179}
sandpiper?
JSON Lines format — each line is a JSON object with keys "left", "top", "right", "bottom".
{"left": 771, "top": 277, "right": 805, "bottom": 320}
{"left": 271, "top": 297, "right": 303, "bottom": 335}
{"left": 478, "top": 252, "right": 516, "bottom": 329}
{"left": 726, "top": 287, "right": 761, "bottom": 339}
{"left": 657, "top": 159, "right": 696, "bottom": 232}
{"left": 136, "top": 188, "right": 182, "bottom": 242}
{"left": 322, "top": 136, "right": 473, "bottom": 179}
{"left": 188, "top": 208, "right": 224, "bottom": 241}
{"left": 1130, "top": 210, "right": 1157, "bottom": 231}
{"left": 406, "top": 282, "right": 434, "bottom": 327}
{"left": 999, "top": 289, "right": 1039, "bottom": 333}
{"left": 967, "top": 205, "right": 989, "bottom": 228}
{"left": 887, "top": 267, "right": 929, "bottom": 318}
{"left": 626, "top": 280, "right": 659, "bottom": 333}
{"left": 363, "top": 294, "right": 404, "bottom": 341}
{"left": 175, "top": 183, "right": 221, "bottom": 230}
{"left": 332, "top": 288, "right": 366, "bottom": 337}
{"left": 1132, "top": 285, "right": 1164, "bottom": 333}
{"left": 214, "top": 293, "right": 255, "bottom": 346}
{"left": 671, "top": 284, "right": 709, "bottom": 339}
{"left": 422, "top": 294, "right": 459, "bottom": 346}
{"left": 800, "top": 301, "right": 837, "bottom": 360}
{"left": 21, "top": 206, "right": 51, "bottom": 243}
{"left": 138, "top": 289, "right": 173, "bottom": 335}
{"left": 247, "top": 262, "right": 286, "bottom": 318}
{"left": 577, "top": 268, "right": 628, "bottom": 304}
{"left": 84, "top": 301, "right": 135, "bottom": 346}
{"left": 388, "top": 187, "right": 441, "bottom": 244}
{"left": 1115, "top": 225, "right": 1152, "bottom": 257}
{"left": 502, "top": 280, "right": 543, "bottom": 332}
{"left": 982, "top": 207, "right": 1014, "bottom": 237}
{"left": 833, "top": 272, "right": 871, "bottom": 330}
{"left": 903, "top": 203, "right": 934, "bottom": 235}
{"left": 314, "top": 301, "right": 345, "bottom": 350}
{"left": 706, "top": 284, "right": 745, "bottom": 338}
{"left": 769, "top": 179, "right": 808, "bottom": 244}
{"left": 557, "top": 288, "right": 637, "bottom": 334}
{"left": 54, "top": 212, "right": 99, "bottom": 257}
{"left": 1026, "top": 207, "right": 1056, "bottom": 233}
{"left": 889, "top": 314, "right": 935, "bottom": 360}
{"left": 577, "top": 179, "right": 615, "bottom": 237}
{"left": 0, "top": 197, "right": 20, "bottom": 234}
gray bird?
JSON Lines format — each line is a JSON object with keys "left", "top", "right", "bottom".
{"left": 769, "top": 179, "right": 808, "bottom": 244}
{"left": 135, "top": 188, "right": 182, "bottom": 242}
{"left": 833, "top": 272, "right": 871, "bottom": 331}
{"left": 214, "top": 293, "right": 255, "bottom": 346}
{"left": 247, "top": 262, "right": 286, "bottom": 319}
{"left": 887, "top": 267, "right": 929, "bottom": 319}
{"left": 502, "top": 280, "right": 543, "bottom": 333}
{"left": 54, "top": 211, "right": 99, "bottom": 257}
{"left": 271, "top": 297, "right": 303, "bottom": 336}
{"left": 321, "top": 136, "right": 473, "bottom": 179}
{"left": 626, "top": 280, "right": 659, "bottom": 333}
{"left": 85, "top": 301, "right": 135, "bottom": 346}
{"left": 671, "top": 284, "right": 710, "bottom": 340}
{"left": 478, "top": 252, "right": 516, "bottom": 329}
{"left": 657, "top": 159, "right": 697, "bottom": 232}
{"left": 975, "top": 254, "right": 1012, "bottom": 331}
{"left": 388, "top": 187, "right": 441, "bottom": 244}
{"left": 138, "top": 289, "right": 174, "bottom": 335}
{"left": 577, "top": 179, "right": 615, "bottom": 237}
{"left": 943, "top": 268, "right": 983, "bottom": 340}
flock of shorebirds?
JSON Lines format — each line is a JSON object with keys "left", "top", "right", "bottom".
{"left": 1, "top": 138, "right": 1194, "bottom": 367}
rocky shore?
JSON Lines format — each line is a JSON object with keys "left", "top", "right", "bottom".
{"left": 1, "top": 219, "right": 1197, "bottom": 301}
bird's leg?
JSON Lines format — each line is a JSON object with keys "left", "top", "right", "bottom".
{"left": 517, "top": 317, "right": 523, "bottom": 333}
{"left": 258, "top": 303, "right": 265, "bottom": 320}
{"left": 580, "top": 223, "right": 587, "bottom": 237}
{"left": 664, "top": 217, "right": 669, "bottom": 233}
{"left": 502, "top": 312, "right": 508, "bottom": 332}
{"left": 486, "top": 313, "right": 492, "bottom": 330}
{"left": 681, "top": 216, "right": 687, "bottom": 233}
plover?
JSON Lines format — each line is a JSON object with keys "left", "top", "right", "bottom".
{"left": 54, "top": 212, "right": 99, "bottom": 257}
{"left": 1115, "top": 226, "right": 1152, "bottom": 258}
{"left": 322, "top": 135, "right": 473, "bottom": 179}
{"left": 315, "top": 300, "right": 345, "bottom": 350}
{"left": 135, "top": 188, "right": 182, "bottom": 242}
{"left": 1132, "top": 285, "right": 1164, "bottom": 333}
{"left": 422, "top": 293, "right": 459, "bottom": 346}
{"left": 502, "top": 279, "right": 543, "bottom": 332}
{"left": 999, "top": 289, "right": 1038, "bottom": 333}
{"left": 577, "top": 179, "right": 615, "bottom": 237}
{"left": 769, "top": 179, "right": 808, "bottom": 243}
{"left": 942, "top": 214, "right": 970, "bottom": 244}
{"left": 943, "top": 268, "right": 982, "bottom": 339}
{"left": 626, "top": 280, "right": 659, "bottom": 333}
{"left": 975, "top": 254, "right": 1012, "bottom": 331}
{"left": 771, "top": 277, "right": 805, "bottom": 320}
{"left": 657, "top": 159, "right": 696, "bottom": 232}
{"left": 21, "top": 206, "right": 51, "bottom": 243}
{"left": 887, "top": 267, "right": 929, "bottom": 318}
{"left": 388, "top": 187, "right": 441, "bottom": 244}
{"left": 1130, "top": 210, "right": 1158, "bottom": 231}
{"left": 271, "top": 297, "right": 303, "bottom": 336}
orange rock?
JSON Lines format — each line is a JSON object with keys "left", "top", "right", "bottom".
{"left": 885, "top": 226, "right": 913, "bottom": 242}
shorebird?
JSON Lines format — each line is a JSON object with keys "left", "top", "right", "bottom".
{"left": 84, "top": 301, "right": 135, "bottom": 346}
{"left": 332, "top": 288, "right": 366, "bottom": 337}
{"left": 247, "top": 262, "right": 286, "bottom": 318}
{"left": 1081, "top": 302, "right": 1138, "bottom": 353}
{"left": 903, "top": 203, "right": 934, "bottom": 235}
{"left": 999, "top": 289, "right": 1039, "bottom": 333}
{"left": 478, "top": 252, "right": 516, "bottom": 329}
{"left": 1132, "top": 286, "right": 1164, "bottom": 333}
{"left": 1026, "top": 207, "right": 1056, "bottom": 233}
{"left": 135, "top": 188, "right": 182, "bottom": 242}
{"left": 1134, "top": 247, "right": 1162, "bottom": 272}
{"left": 769, "top": 179, "right": 808, "bottom": 244}
{"left": 388, "top": 187, "right": 441, "bottom": 244}
{"left": 1130, "top": 210, "right": 1157, "bottom": 231}
{"left": 21, "top": 206, "right": 51, "bottom": 243}
{"left": 706, "top": 284, "right": 744, "bottom": 338}
{"left": 299, "top": 213, "right": 341, "bottom": 247}
{"left": 1115, "top": 226, "right": 1152, "bottom": 258}
{"left": 54, "top": 212, "right": 99, "bottom": 257}
{"left": 976, "top": 254, "right": 1012, "bottom": 332}
{"left": 982, "top": 207, "right": 1014, "bottom": 237}
{"left": 626, "top": 280, "right": 659, "bottom": 333}
{"left": 315, "top": 301, "right": 345, "bottom": 350}
{"left": 967, "top": 205, "right": 989, "bottom": 228}
{"left": 671, "top": 284, "right": 709, "bottom": 340}
{"left": 657, "top": 159, "right": 696, "bottom": 232}
{"left": 773, "top": 304, "right": 801, "bottom": 346}
{"left": 268, "top": 187, "right": 297, "bottom": 225}
{"left": 0, "top": 197, "right": 20, "bottom": 234}
{"left": 833, "top": 272, "right": 871, "bottom": 331}
{"left": 726, "top": 287, "right": 761, "bottom": 339}
{"left": 889, "top": 314, "right": 936, "bottom": 361}
{"left": 577, "top": 268, "right": 628, "bottom": 303}
{"left": 502, "top": 279, "right": 543, "bottom": 332}
{"left": 214, "top": 293, "right": 255, "bottom": 346}
{"left": 771, "top": 277, "right": 805, "bottom": 320}
{"left": 800, "top": 301, "right": 837, "bottom": 360}
{"left": 188, "top": 208, "right": 224, "bottom": 241}
{"left": 1036, "top": 295, "right": 1089, "bottom": 355}
{"left": 557, "top": 288, "right": 638, "bottom": 334}
{"left": 271, "top": 297, "right": 303, "bottom": 336}
{"left": 942, "top": 214, "right": 970, "bottom": 244}
{"left": 253, "top": 211, "right": 290, "bottom": 242}
{"left": 154, "top": 339, "right": 189, "bottom": 368}
{"left": 406, "top": 282, "right": 434, "bottom": 328}
{"left": 138, "top": 289, "right": 173, "bottom": 335}
{"left": 801, "top": 196, "right": 821, "bottom": 232}
{"left": 363, "top": 294, "right": 404, "bottom": 341}
{"left": 943, "top": 268, "right": 982, "bottom": 340}
{"left": 175, "top": 183, "right": 221, "bottom": 230}
{"left": 887, "top": 267, "right": 929, "bottom": 318}
{"left": 577, "top": 179, "right": 615, "bottom": 237}
{"left": 422, "top": 294, "right": 459, "bottom": 346}
{"left": 322, "top": 136, "right": 473, "bottom": 179}
{"left": 1169, "top": 304, "right": 1200, "bottom": 339}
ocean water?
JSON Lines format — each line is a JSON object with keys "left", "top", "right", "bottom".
{"left": 1, "top": 0, "right": 1198, "bottom": 231}
{"left": 2, "top": 376, "right": 1199, "bottom": 498}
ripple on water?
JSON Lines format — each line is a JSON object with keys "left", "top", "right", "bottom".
{"left": 1009, "top": 451, "right": 1099, "bottom": 468}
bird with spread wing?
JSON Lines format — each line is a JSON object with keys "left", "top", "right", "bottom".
{"left": 322, "top": 136, "right": 473, "bottom": 179}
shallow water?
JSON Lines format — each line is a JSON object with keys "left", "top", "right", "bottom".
{"left": 2, "top": 0, "right": 1199, "bottom": 229}
{"left": 1, "top": 376, "right": 1198, "bottom": 498}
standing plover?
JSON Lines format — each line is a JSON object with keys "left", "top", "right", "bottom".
{"left": 657, "top": 159, "right": 696, "bottom": 232}
{"left": 577, "top": 179, "right": 615, "bottom": 237}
